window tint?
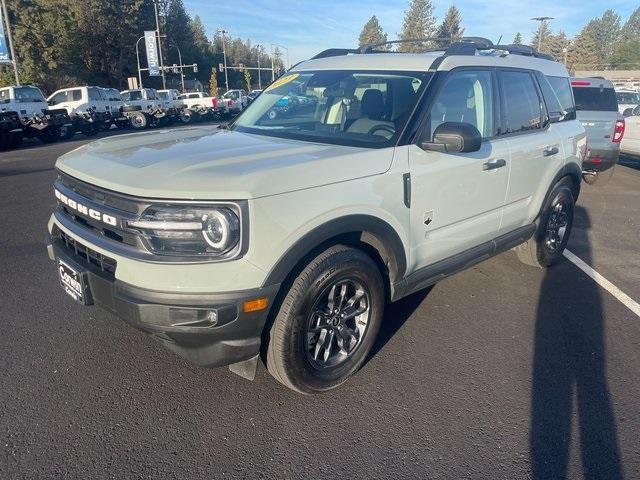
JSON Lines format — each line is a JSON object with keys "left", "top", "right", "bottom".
{"left": 572, "top": 87, "right": 618, "bottom": 112}
{"left": 430, "top": 70, "right": 495, "bottom": 138}
{"left": 537, "top": 75, "right": 564, "bottom": 122}
{"left": 616, "top": 91, "right": 640, "bottom": 105}
{"left": 500, "top": 71, "right": 542, "bottom": 134}
{"left": 48, "top": 92, "right": 67, "bottom": 105}
{"left": 146, "top": 89, "right": 157, "bottom": 100}
{"left": 122, "top": 91, "right": 142, "bottom": 101}
{"left": 546, "top": 76, "right": 576, "bottom": 120}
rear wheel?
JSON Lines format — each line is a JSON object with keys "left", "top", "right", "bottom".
{"left": 60, "top": 124, "right": 75, "bottom": 140}
{"left": 266, "top": 245, "right": 384, "bottom": 394}
{"left": 129, "top": 112, "right": 148, "bottom": 129}
{"left": 515, "top": 178, "right": 575, "bottom": 268}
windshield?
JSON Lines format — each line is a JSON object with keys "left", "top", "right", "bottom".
{"left": 616, "top": 91, "right": 640, "bottom": 105}
{"left": 121, "top": 91, "right": 142, "bottom": 102}
{"left": 223, "top": 91, "right": 239, "bottom": 100}
{"left": 14, "top": 87, "right": 45, "bottom": 102}
{"left": 233, "top": 70, "right": 431, "bottom": 148}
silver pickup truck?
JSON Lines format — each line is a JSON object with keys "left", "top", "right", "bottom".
{"left": 571, "top": 77, "right": 624, "bottom": 180}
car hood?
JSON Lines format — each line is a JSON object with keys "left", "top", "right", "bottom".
{"left": 55, "top": 126, "right": 393, "bottom": 200}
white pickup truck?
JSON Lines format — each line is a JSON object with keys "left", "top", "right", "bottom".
{"left": 0, "top": 85, "right": 70, "bottom": 148}
{"left": 120, "top": 88, "right": 173, "bottom": 129}
{"left": 177, "top": 92, "right": 227, "bottom": 121}
{"left": 221, "top": 89, "right": 249, "bottom": 113}
{"left": 47, "top": 86, "right": 123, "bottom": 138}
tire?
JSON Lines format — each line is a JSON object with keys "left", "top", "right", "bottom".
{"left": 266, "top": 245, "right": 385, "bottom": 394}
{"left": 122, "top": 105, "right": 142, "bottom": 113}
{"left": 515, "top": 178, "right": 575, "bottom": 268}
{"left": 179, "top": 109, "right": 194, "bottom": 124}
{"left": 38, "top": 126, "right": 60, "bottom": 144}
{"left": 129, "top": 111, "right": 148, "bottom": 129}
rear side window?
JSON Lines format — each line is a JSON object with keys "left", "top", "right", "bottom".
{"left": 572, "top": 86, "right": 617, "bottom": 112}
{"left": 88, "top": 88, "right": 101, "bottom": 101}
{"left": 546, "top": 76, "right": 576, "bottom": 120}
{"left": 499, "top": 70, "right": 542, "bottom": 134}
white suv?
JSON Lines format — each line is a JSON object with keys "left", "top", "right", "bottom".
{"left": 47, "top": 39, "right": 586, "bottom": 394}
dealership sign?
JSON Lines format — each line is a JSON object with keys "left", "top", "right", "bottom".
{"left": 144, "top": 30, "right": 160, "bottom": 76}
{"left": 0, "top": 9, "right": 11, "bottom": 64}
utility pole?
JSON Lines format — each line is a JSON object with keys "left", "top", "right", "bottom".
{"left": 256, "top": 45, "right": 262, "bottom": 90}
{"left": 1, "top": 0, "right": 19, "bottom": 85}
{"left": 531, "top": 16, "right": 554, "bottom": 51}
{"left": 153, "top": 0, "right": 166, "bottom": 89}
{"left": 218, "top": 29, "right": 229, "bottom": 92}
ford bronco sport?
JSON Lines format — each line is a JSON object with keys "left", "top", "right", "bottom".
{"left": 46, "top": 38, "right": 586, "bottom": 394}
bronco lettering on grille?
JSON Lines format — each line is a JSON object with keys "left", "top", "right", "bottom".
{"left": 55, "top": 188, "right": 118, "bottom": 227}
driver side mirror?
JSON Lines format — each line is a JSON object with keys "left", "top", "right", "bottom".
{"left": 421, "top": 122, "right": 482, "bottom": 153}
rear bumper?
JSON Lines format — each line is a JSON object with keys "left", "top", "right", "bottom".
{"left": 46, "top": 232, "right": 279, "bottom": 368}
{"left": 584, "top": 147, "right": 619, "bottom": 172}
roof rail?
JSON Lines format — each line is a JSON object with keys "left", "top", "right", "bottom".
{"left": 359, "top": 36, "right": 493, "bottom": 54}
{"left": 311, "top": 48, "right": 359, "bottom": 60}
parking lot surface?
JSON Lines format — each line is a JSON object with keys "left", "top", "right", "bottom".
{"left": 1, "top": 134, "right": 639, "bottom": 479}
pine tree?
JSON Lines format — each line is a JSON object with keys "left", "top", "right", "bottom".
{"left": 567, "top": 25, "right": 600, "bottom": 73}
{"left": 209, "top": 66, "right": 218, "bottom": 97}
{"left": 244, "top": 68, "right": 251, "bottom": 91}
{"left": 610, "top": 39, "right": 640, "bottom": 69}
{"left": 434, "top": 5, "right": 464, "bottom": 48}
{"left": 398, "top": 0, "right": 437, "bottom": 52}
{"left": 547, "top": 31, "right": 569, "bottom": 62}
{"left": 358, "top": 15, "right": 389, "bottom": 50}
{"left": 589, "top": 10, "right": 621, "bottom": 65}
{"left": 621, "top": 7, "right": 640, "bottom": 41}
{"left": 513, "top": 32, "right": 523, "bottom": 45}
{"left": 531, "top": 20, "right": 552, "bottom": 52}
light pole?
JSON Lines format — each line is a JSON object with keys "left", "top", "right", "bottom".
{"left": 169, "top": 44, "right": 185, "bottom": 92}
{"left": 135, "top": 35, "right": 145, "bottom": 88}
{"left": 1, "top": 0, "right": 19, "bottom": 85}
{"left": 531, "top": 16, "right": 554, "bottom": 51}
{"left": 153, "top": 0, "right": 166, "bottom": 89}
{"left": 218, "top": 29, "right": 229, "bottom": 92}
{"left": 256, "top": 44, "right": 262, "bottom": 90}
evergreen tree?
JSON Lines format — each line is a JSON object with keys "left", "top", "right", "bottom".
{"left": 567, "top": 25, "right": 600, "bottom": 72}
{"left": 621, "top": 7, "right": 640, "bottom": 41}
{"left": 209, "top": 66, "right": 219, "bottom": 96}
{"left": 243, "top": 68, "right": 251, "bottom": 91}
{"left": 531, "top": 20, "right": 552, "bottom": 52}
{"left": 610, "top": 39, "right": 640, "bottom": 69}
{"left": 358, "top": 15, "right": 389, "bottom": 50}
{"left": 398, "top": 0, "right": 437, "bottom": 52}
{"left": 434, "top": 5, "right": 464, "bottom": 48}
{"left": 547, "top": 31, "right": 569, "bottom": 62}
{"left": 589, "top": 10, "right": 621, "bottom": 65}
{"left": 513, "top": 32, "right": 523, "bottom": 45}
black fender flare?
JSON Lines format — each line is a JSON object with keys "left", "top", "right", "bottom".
{"left": 261, "top": 214, "right": 407, "bottom": 290}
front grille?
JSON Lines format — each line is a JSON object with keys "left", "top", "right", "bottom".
{"left": 57, "top": 229, "right": 117, "bottom": 278}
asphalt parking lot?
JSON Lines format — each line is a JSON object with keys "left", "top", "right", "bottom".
{"left": 1, "top": 132, "right": 639, "bottom": 479}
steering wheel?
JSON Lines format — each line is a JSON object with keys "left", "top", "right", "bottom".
{"left": 367, "top": 124, "right": 396, "bottom": 139}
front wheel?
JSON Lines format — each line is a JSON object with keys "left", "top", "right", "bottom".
{"left": 129, "top": 112, "right": 148, "bottom": 129}
{"left": 266, "top": 245, "right": 384, "bottom": 394}
{"left": 515, "top": 178, "right": 575, "bottom": 268}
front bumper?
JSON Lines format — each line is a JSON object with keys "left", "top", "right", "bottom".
{"left": 46, "top": 231, "right": 279, "bottom": 369}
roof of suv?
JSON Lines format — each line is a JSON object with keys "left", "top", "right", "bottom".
{"left": 295, "top": 50, "right": 568, "bottom": 77}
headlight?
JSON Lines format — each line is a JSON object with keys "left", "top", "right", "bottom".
{"left": 127, "top": 205, "right": 241, "bottom": 257}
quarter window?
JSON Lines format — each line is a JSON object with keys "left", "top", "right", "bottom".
{"left": 545, "top": 76, "right": 576, "bottom": 120}
{"left": 429, "top": 70, "right": 496, "bottom": 138}
{"left": 500, "top": 71, "right": 543, "bottom": 134}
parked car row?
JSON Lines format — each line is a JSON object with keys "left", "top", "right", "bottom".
{"left": 0, "top": 84, "right": 250, "bottom": 151}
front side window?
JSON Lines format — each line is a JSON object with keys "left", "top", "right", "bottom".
{"left": 146, "top": 90, "right": 158, "bottom": 100}
{"left": 500, "top": 71, "right": 543, "bottom": 134}
{"left": 158, "top": 92, "right": 169, "bottom": 100}
{"left": 49, "top": 91, "right": 68, "bottom": 105}
{"left": 428, "top": 70, "right": 495, "bottom": 139}
{"left": 14, "top": 87, "right": 45, "bottom": 103}
{"left": 233, "top": 70, "right": 430, "bottom": 148}
{"left": 122, "top": 91, "right": 142, "bottom": 102}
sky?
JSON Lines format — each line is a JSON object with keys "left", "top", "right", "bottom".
{"left": 184, "top": 0, "right": 637, "bottom": 66}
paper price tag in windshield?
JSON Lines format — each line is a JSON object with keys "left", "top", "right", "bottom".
{"left": 265, "top": 74, "right": 300, "bottom": 92}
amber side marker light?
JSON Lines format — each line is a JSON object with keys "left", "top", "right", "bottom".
{"left": 243, "top": 297, "right": 269, "bottom": 313}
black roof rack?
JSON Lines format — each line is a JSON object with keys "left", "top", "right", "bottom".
{"left": 310, "top": 37, "right": 556, "bottom": 62}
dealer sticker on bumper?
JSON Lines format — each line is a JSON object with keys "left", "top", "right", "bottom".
{"left": 58, "top": 259, "right": 89, "bottom": 304}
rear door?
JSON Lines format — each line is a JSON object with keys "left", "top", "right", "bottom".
{"left": 498, "top": 69, "right": 564, "bottom": 233}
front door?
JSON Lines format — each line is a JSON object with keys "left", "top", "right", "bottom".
{"left": 408, "top": 69, "right": 508, "bottom": 272}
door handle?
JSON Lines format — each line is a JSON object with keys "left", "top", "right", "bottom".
{"left": 482, "top": 159, "right": 506, "bottom": 171}
{"left": 543, "top": 146, "right": 559, "bottom": 156}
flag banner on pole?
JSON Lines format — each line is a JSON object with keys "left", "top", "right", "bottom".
{"left": 144, "top": 30, "right": 160, "bottom": 76}
{"left": 0, "top": 8, "right": 11, "bottom": 64}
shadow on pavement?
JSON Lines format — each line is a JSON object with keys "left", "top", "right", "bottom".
{"left": 618, "top": 155, "right": 640, "bottom": 172}
{"left": 0, "top": 166, "right": 54, "bottom": 178}
{"left": 529, "top": 206, "right": 623, "bottom": 479}
{"left": 366, "top": 287, "right": 431, "bottom": 363}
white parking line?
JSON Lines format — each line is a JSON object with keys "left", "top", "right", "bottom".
{"left": 564, "top": 249, "right": 640, "bottom": 318}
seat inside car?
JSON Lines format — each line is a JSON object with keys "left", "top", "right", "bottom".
{"left": 347, "top": 89, "right": 395, "bottom": 135}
